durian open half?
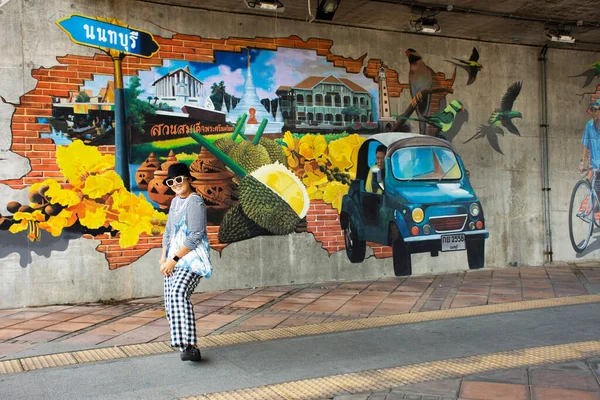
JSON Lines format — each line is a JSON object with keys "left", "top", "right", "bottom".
{"left": 239, "top": 162, "right": 310, "bottom": 235}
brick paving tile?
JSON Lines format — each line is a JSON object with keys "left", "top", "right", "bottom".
{"left": 91, "top": 307, "right": 137, "bottom": 316}
{"left": 531, "top": 387, "right": 600, "bottom": 400}
{"left": 229, "top": 300, "right": 271, "bottom": 309}
{"left": 466, "top": 368, "right": 529, "bottom": 385}
{"left": 85, "top": 323, "right": 140, "bottom": 335}
{"left": 0, "top": 343, "right": 33, "bottom": 359}
{"left": 450, "top": 295, "right": 488, "bottom": 308}
{"left": 195, "top": 314, "right": 240, "bottom": 330}
{"left": 26, "top": 305, "right": 74, "bottom": 313}
{"left": 529, "top": 369, "right": 600, "bottom": 391}
{"left": 488, "top": 296, "right": 523, "bottom": 304}
{"left": 61, "top": 306, "right": 106, "bottom": 314}
{"left": 4, "top": 311, "right": 50, "bottom": 321}
{"left": 7, "top": 319, "right": 61, "bottom": 330}
{"left": 100, "top": 325, "right": 171, "bottom": 346}
{"left": 41, "top": 322, "right": 94, "bottom": 333}
{"left": 14, "top": 330, "right": 66, "bottom": 343}
{"left": 278, "top": 316, "right": 328, "bottom": 327}
{"left": 236, "top": 315, "right": 288, "bottom": 329}
{"left": 199, "top": 299, "right": 235, "bottom": 307}
{"left": 269, "top": 302, "right": 309, "bottom": 312}
{"left": 66, "top": 314, "right": 115, "bottom": 324}
{"left": 0, "top": 319, "right": 20, "bottom": 329}
{"left": 395, "top": 379, "right": 461, "bottom": 397}
{"left": 0, "top": 329, "right": 33, "bottom": 340}
{"left": 34, "top": 312, "right": 82, "bottom": 322}
{"left": 459, "top": 381, "right": 529, "bottom": 400}
{"left": 193, "top": 305, "right": 223, "bottom": 314}
{"left": 126, "top": 296, "right": 162, "bottom": 304}
{"left": 302, "top": 301, "right": 347, "bottom": 313}
{"left": 59, "top": 333, "right": 117, "bottom": 345}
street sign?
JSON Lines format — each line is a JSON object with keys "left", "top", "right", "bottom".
{"left": 56, "top": 14, "right": 159, "bottom": 58}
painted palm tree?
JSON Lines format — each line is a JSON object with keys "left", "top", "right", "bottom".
{"left": 211, "top": 80, "right": 227, "bottom": 111}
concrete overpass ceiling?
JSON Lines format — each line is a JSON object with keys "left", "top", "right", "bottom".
{"left": 148, "top": 0, "right": 600, "bottom": 50}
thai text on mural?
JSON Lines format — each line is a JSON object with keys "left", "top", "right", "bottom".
{"left": 150, "top": 123, "right": 234, "bottom": 137}
{"left": 82, "top": 23, "right": 138, "bottom": 52}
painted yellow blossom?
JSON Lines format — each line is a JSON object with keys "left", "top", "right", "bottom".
{"left": 323, "top": 181, "right": 349, "bottom": 213}
{"left": 45, "top": 181, "right": 82, "bottom": 207}
{"left": 39, "top": 210, "right": 73, "bottom": 237}
{"left": 9, "top": 210, "right": 46, "bottom": 241}
{"left": 82, "top": 170, "right": 124, "bottom": 199}
{"left": 327, "top": 134, "right": 365, "bottom": 174}
{"left": 56, "top": 140, "right": 115, "bottom": 187}
{"left": 298, "top": 134, "right": 327, "bottom": 160}
{"left": 79, "top": 207, "right": 108, "bottom": 230}
{"left": 282, "top": 131, "right": 301, "bottom": 168}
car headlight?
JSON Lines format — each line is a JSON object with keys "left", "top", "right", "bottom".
{"left": 412, "top": 207, "right": 424, "bottom": 223}
{"left": 470, "top": 203, "right": 480, "bottom": 217}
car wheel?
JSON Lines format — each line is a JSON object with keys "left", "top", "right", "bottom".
{"left": 344, "top": 219, "right": 366, "bottom": 263}
{"left": 390, "top": 225, "right": 412, "bottom": 276}
{"left": 466, "top": 239, "right": 485, "bottom": 270}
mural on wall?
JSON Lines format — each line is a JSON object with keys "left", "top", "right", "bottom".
{"left": 463, "top": 81, "right": 523, "bottom": 155}
{"left": 0, "top": 25, "right": 518, "bottom": 276}
{"left": 568, "top": 79, "right": 600, "bottom": 256}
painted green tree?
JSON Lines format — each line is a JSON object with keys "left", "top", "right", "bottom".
{"left": 210, "top": 80, "right": 226, "bottom": 111}
{"left": 75, "top": 91, "right": 90, "bottom": 103}
{"left": 125, "top": 76, "right": 156, "bottom": 140}
{"left": 341, "top": 106, "right": 362, "bottom": 122}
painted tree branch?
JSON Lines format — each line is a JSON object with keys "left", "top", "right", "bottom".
{"left": 390, "top": 87, "right": 454, "bottom": 133}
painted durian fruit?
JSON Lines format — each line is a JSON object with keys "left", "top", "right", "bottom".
{"left": 229, "top": 141, "right": 271, "bottom": 174}
{"left": 258, "top": 137, "right": 287, "bottom": 166}
{"left": 213, "top": 137, "right": 237, "bottom": 155}
{"left": 238, "top": 162, "right": 309, "bottom": 235}
{"left": 218, "top": 204, "right": 268, "bottom": 243}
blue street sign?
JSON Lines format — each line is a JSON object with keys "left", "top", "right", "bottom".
{"left": 56, "top": 14, "right": 159, "bottom": 58}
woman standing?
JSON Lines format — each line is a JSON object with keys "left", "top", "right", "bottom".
{"left": 160, "top": 162, "right": 211, "bottom": 362}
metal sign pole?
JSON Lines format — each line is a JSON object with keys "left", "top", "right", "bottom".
{"left": 110, "top": 50, "right": 130, "bottom": 190}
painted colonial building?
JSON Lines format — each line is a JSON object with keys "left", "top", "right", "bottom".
{"left": 276, "top": 75, "right": 372, "bottom": 124}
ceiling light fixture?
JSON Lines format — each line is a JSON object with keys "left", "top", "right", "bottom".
{"left": 244, "top": 0, "right": 284, "bottom": 11}
{"left": 410, "top": 16, "right": 441, "bottom": 34}
{"left": 545, "top": 25, "right": 575, "bottom": 44}
{"left": 316, "top": 0, "right": 341, "bottom": 20}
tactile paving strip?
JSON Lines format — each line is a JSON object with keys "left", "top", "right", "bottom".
{"left": 2, "top": 294, "right": 600, "bottom": 375}
{"left": 187, "top": 340, "right": 600, "bottom": 400}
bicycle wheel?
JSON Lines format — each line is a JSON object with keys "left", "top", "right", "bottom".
{"left": 569, "top": 179, "right": 594, "bottom": 253}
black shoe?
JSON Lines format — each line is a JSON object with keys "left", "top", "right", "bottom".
{"left": 180, "top": 346, "right": 201, "bottom": 362}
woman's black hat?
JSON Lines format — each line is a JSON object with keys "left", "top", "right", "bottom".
{"left": 163, "top": 162, "right": 195, "bottom": 185}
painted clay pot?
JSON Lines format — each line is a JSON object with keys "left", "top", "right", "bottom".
{"left": 147, "top": 170, "right": 175, "bottom": 210}
{"left": 161, "top": 150, "right": 179, "bottom": 172}
{"left": 135, "top": 152, "right": 160, "bottom": 191}
{"left": 190, "top": 150, "right": 236, "bottom": 225}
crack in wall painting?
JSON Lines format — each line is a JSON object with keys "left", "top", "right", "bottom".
{"left": 0, "top": 31, "right": 500, "bottom": 274}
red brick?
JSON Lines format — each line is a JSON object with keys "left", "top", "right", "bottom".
{"left": 183, "top": 54, "right": 214, "bottom": 63}
{"left": 25, "top": 123, "right": 50, "bottom": 131}
{"left": 158, "top": 51, "right": 185, "bottom": 59}
{"left": 171, "top": 34, "right": 201, "bottom": 42}
{"left": 21, "top": 95, "right": 52, "bottom": 103}
{"left": 24, "top": 108, "right": 52, "bottom": 116}
{"left": 274, "top": 38, "right": 296, "bottom": 47}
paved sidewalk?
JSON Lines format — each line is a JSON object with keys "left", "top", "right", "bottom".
{"left": 328, "top": 358, "right": 600, "bottom": 400}
{"left": 1, "top": 265, "right": 599, "bottom": 360}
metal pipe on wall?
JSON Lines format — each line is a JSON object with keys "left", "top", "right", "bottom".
{"left": 539, "top": 45, "right": 553, "bottom": 264}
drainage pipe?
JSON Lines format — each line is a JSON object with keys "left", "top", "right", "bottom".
{"left": 539, "top": 45, "right": 553, "bottom": 264}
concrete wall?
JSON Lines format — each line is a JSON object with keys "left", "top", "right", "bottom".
{"left": 0, "top": 0, "right": 598, "bottom": 309}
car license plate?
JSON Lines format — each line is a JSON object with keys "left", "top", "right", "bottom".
{"left": 441, "top": 234, "right": 466, "bottom": 252}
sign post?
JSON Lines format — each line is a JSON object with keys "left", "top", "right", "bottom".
{"left": 56, "top": 15, "right": 160, "bottom": 191}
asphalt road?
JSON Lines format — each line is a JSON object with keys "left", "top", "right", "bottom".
{"left": 2, "top": 303, "right": 600, "bottom": 399}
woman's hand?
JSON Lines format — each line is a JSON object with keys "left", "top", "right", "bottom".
{"left": 160, "top": 259, "right": 177, "bottom": 277}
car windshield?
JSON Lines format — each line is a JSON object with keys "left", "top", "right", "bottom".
{"left": 390, "top": 146, "right": 462, "bottom": 181}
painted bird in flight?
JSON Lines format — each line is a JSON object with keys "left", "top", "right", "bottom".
{"left": 445, "top": 47, "right": 482, "bottom": 86}
{"left": 569, "top": 61, "right": 600, "bottom": 88}
{"left": 406, "top": 48, "right": 435, "bottom": 135}
{"left": 464, "top": 81, "right": 523, "bottom": 154}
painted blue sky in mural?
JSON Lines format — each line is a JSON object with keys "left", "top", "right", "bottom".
{"left": 82, "top": 47, "right": 379, "bottom": 117}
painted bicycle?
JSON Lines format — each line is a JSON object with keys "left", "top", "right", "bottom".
{"left": 568, "top": 169, "right": 600, "bottom": 252}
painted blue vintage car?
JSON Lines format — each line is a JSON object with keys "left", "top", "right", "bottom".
{"left": 340, "top": 133, "right": 489, "bottom": 276}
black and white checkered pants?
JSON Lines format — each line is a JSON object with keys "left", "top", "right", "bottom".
{"left": 164, "top": 266, "right": 201, "bottom": 349}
